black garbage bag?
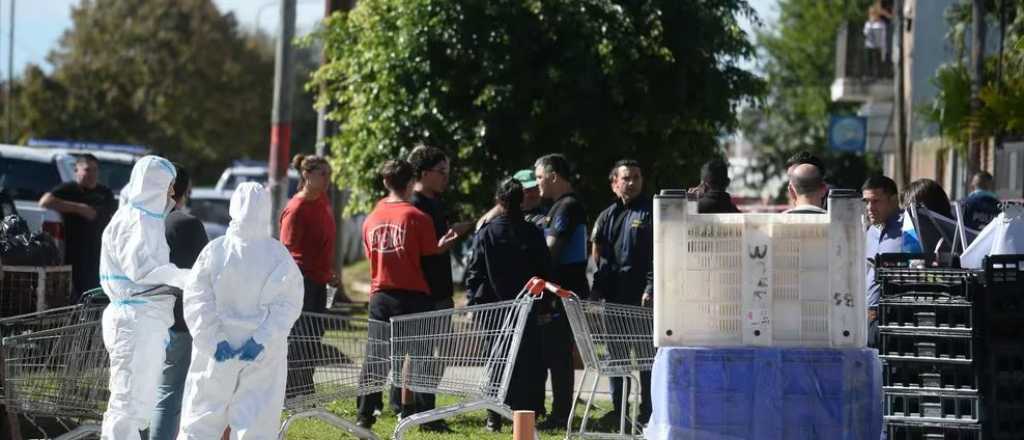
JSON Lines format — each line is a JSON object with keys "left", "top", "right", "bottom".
{"left": 0, "top": 214, "right": 61, "bottom": 266}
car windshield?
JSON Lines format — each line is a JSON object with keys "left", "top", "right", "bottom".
{"left": 0, "top": 157, "right": 62, "bottom": 200}
{"left": 98, "top": 160, "right": 134, "bottom": 192}
{"left": 189, "top": 197, "right": 230, "bottom": 225}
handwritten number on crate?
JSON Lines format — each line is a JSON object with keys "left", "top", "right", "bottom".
{"left": 833, "top": 292, "right": 854, "bottom": 307}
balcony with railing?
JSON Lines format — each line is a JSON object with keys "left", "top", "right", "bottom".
{"left": 831, "top": 20, "right": 894, "bottom": 103}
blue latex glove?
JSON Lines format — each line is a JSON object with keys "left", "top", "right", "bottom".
{"left": 214, "top": 341, "right": 236, "bottom": 362}
{"left": 238, "top": 338, "right": 265, "bottom": 361}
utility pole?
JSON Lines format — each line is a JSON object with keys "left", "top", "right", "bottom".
{"left": 269, "top": 0, "right": 296, "bottom": 237}
{"left": 319, "top": 0, "right": 355, "bottom": 305}
{"left": 6, "top": 0, "right": 13, "bottom": 143}
{"left": 893, "top": 0, "right": 908, "bottom": 188}
{"left": 967, "top": 0, "right": 986, "bottom": 193}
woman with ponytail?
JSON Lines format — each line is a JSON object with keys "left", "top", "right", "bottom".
{"left": 279, "top": 154, "right": 337, "bottom": 394}
{"left": 463, "top": 177, "right": 550, "bottom": 431}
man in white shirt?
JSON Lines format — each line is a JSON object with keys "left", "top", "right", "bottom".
{"left": 783, "top": 163, "right": 827, "bottom": 214}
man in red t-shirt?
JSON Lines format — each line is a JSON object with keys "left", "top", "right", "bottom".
{"left": 356, "top": 159, "right": 456, "bottom": 429}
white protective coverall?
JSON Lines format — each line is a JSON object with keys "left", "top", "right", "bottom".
{"left": 100, "top": 155, "right": 190, "bottom": 439}
{"left": 178, "top": 182, "right": 303, "bottom": 440}
{"left": 961, "top": 205, "right": 1024, "bottom": 269}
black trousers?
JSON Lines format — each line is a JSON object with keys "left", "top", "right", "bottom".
{"left": 357, "top": 290, "right": 435, "bottom": 420}
{"left": 610, "top": 373, "right": 652, "bottom": 423}
{"left": 401, "top": 296, "right": 454, "bottom": 415}
{"left": 285, "top": 277, "right": 328, "bottom": 397}
{"left": 539, "top": 315, "right": 575, "bottom": 420}
{"left": 606, "top": 303, "right": 652, "bottom": 423}
{"left": 487, "top": 314, "right": 546, "bottom": 425}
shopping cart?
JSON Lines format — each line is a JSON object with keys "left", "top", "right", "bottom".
{"left": 2, "top": 319, "right": 108, "bottom": 440}
{"left": 0, "top": 287, "right": 170, "bottom": 440}
{"left": 278, "top": 312, "right": 390, "bottom": 440}
{"left": 388, "top": 287, "right": 538, "bottom": 439}
{"left": 0, "top": 288, "right": 108, "bottom": 338}
{"left": 537, "top": 280, "right": 656, "bottom": 439}
{"left": 0, "top": 290, "right": 106, "bottom": 408}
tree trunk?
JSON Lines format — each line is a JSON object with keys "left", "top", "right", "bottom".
{"left": 967, "top": 0, "right": 987, "bottom": 193}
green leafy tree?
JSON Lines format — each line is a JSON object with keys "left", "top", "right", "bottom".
{"left": 313, "top": 0, "right": 763, "bottom": 216}
{"left": 10, "top": 0, "right": 319, "bottom": 184}
{"left": 741, "top": 0, "right": 876, "bottom": 198}
{"left": 922, "top": 1, "right": 1024, "bottom": 148}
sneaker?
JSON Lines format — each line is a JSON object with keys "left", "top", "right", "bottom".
{"left": 420, "top": 419, "right": 453, "bottom": 433}
{"left": 595, "top": 411, "right": 623, "bottom": 431}
{"left": 355, "top": 416, "right": 375, "bottom": 430}
{"left": 485, "top": 416, "right": 503, "bottom": 433}
{"left": 536, "top": 417, "right": 568, "bottom": 432}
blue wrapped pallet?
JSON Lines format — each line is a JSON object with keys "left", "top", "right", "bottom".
{"left": 646, "top": 347, "right": 882, "bottom": 440}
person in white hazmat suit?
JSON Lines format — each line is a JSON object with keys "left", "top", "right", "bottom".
{"left": 177, "top": 182, "right": 303, "bottom": 439}
{"left": 100, "top": 155, "right": 191, "bottom": 439}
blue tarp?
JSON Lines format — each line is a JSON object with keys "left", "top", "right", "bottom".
{"left": 646, "top": 347, "right": 882, "bottom": 440}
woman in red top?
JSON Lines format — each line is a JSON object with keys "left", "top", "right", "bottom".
{"left": 280, "top": 154, "right": 336, "bottom": 396}
{"left": 280, "top": 154, "right": 338, "bottom": 311}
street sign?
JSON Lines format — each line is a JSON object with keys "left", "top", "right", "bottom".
{"left": 828, "top": 115, "right": 867, "bottom": 152}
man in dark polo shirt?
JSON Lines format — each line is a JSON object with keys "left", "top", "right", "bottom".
{"left": 39, "top": 154, "right": 116, "bottom": 301}
{"left": 591, "top": 159, "right": 653, "bottom": 429}
{"left": 533, "top": 153, "right": 589, "bottom": 431}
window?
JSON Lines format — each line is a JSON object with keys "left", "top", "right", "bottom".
{"left": 189, "top": 198, "right": 231, "bottom": 225}
{"left": 0, "top": 157, "right": 61, "bottom": 200}
{"left": 99, "top": 161, "right": 134, "bottom": 192}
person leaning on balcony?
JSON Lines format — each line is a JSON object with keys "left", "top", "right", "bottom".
{"left": 863, "top": 3, "right": 890, "bottom": 78}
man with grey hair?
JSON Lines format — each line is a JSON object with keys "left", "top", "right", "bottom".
{"left": 783, "top": 163, "right": 827, "bottom": 214}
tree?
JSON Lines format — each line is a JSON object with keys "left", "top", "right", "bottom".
{"left": 10, "top": 0, "right": 319, "bottom": 184}
{"left": 922, "top": 1, "right": 1024, "bottom": 150}
{"left": 313, "top": 0, "right": 763, "bottom": 216}
{"left": 741, "top": 0, "right": 877, "bottom": 199}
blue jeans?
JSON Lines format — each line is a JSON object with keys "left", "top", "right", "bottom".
{"left": 149, "top": 329, "right": 193, "bottom": 440}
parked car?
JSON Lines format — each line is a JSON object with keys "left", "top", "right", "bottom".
{"left": 215, "top": 161, "right": 300, "bottom": 196}
{"left": 188, "top": 187, "right": 231, "bottom": 240}
{"left": 0, "top": 143, "right": 141, "bottom": 241}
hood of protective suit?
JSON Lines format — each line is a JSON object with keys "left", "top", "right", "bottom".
{"left": 227, "top": 182, "right": 272, "bottom": 239}
{"left": 961, "top": 205, "right": 1024, "bottom": 269}
{"left": 99, "top": 154, "right": 189, "bottom": 306}
{"left": 122, "top": 155, "right": 176, "bottom": 217}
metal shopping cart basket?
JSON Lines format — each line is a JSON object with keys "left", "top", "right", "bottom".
{"left": 1, "top": 287, "right": 166, "bottom": 440}
{"left": 2, "top": 319, "right": 108, "bottom": 440}
{"left": 388, "top": 286, "right": 539, "bottom": 440}
{"left": 278, "top": 312, "right": 390, "bottom": 440}
{"left": 539, "top": 281, "right": 656, "bottom": 439}
{"left": 0, "top": 290, "right": 106, "bottom": 411}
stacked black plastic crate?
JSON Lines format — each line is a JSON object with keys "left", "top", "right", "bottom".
{"left": 980, "top": 255, "right": 1024, "bottom": 440}
{"left": 878, "top": 254, "right": 983, "bottom": 440}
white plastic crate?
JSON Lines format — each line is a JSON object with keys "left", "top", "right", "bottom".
{"left": 653, "top": 191, "right": 866, "bottom": 348}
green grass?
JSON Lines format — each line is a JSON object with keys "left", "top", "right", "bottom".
{"left": 282, "top": 394, "right": 586, "bottom": 439}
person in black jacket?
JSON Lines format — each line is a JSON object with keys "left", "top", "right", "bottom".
{"left": 465, "top": 177, "right": 551, "bottom": 432}
{"left": 149, "top": 164, "right": 209, "bottom": 440}
{"left": 962, "top": 171, "right": 1001, "bottom": 230}
{"left": 692, "top": 159, "right": 740, "bottom": 214}
{"left": 591, "top": 159, "right": 653, "bottom": 428}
